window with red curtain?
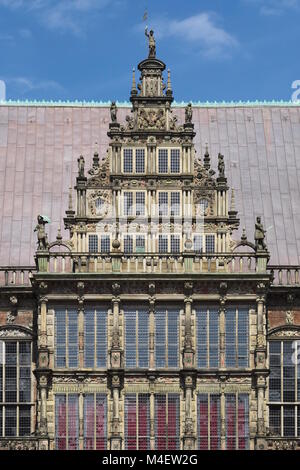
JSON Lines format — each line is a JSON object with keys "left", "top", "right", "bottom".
{"left": 55, "top": 394, "right": 78, "bottom": 450}
{"left": 155, "top": 394, "right": 180, "bottom": 450}
{"left": 238, "top": 394, "right": 249, "bottom": 450}
{"left": 83, "top": 393, "right": 107, "bottom": 450}
{"left": 197, "top": 394, "right": 220, "bottom": 450}
{"left": 125, "top": 394, "right": 150, "bottom": 450}
{"left": 84, "top": 395, "right": 94, "bottom": 450}
{"left": 55, "top": 395, "right": 67, "bottom": 450}
{"left": 225, "top": 394, "right": 236, "bottom": 450}
{"left": 96, "top": 394, "right": 107, "bottom": 450}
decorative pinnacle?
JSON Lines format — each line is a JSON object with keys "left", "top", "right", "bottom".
{"left": 93, "top": 150, "right": 99, "bottom": 168}
{"left": 68, "top": 187, "right": 73, "bottom": 211}
{"left": 167, "top": 69, "right": 172, "bottom": 95}
{"left": 131, "top": 67, "right": 137, "bottom": 95}
{"left": 56, "top": 228, "right": 62, "bottom": 243}
{"left": 231, "top": 188, "right": 236, "bottom": 211}
{"left": 203, "top": 144, "right": 211, "bottom": 170}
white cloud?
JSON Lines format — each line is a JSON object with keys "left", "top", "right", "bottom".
{"left": 151, "top": 13, "right": 238, "bottom": 59}
{"left": 244, "top": 0, "right": 300, "bottom": 15}
{"left": 4, "top": 76, "right": 64, "bottom": 95}
{"left": 0, "top": 0, "right": 114, "bottom": 35}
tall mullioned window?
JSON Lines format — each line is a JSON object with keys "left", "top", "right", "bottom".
{"left": 123, "top": 148, "right": 145, "bottom": 174}
{"left": 125, "top": 394, "right": 150, "bottom": 450}
{"left": 158, "top": 191, "right": 181, "bottom": 217}
{"left": 0, "top": 340, "right": 32, "bottom": 437}
{"left": 88, "top": 234, "right": 98, "bottom": 253}
{"left": 124, "top": 191, "right": 146, "bottom": 217}
{"left": 195, "top": 306, "right": 219, "bottom": 368}
{"left": 84, "top": 394, "right": 107, "bottom": 450}
{"left": 269, "top": 339, "right": 300, "bottom": 437}
{"left": 197, "top": 393, "right": 249, "bottom": 450}
{"left": 155, "top": 306, "right": 179, "bottom": 368}
{"left": 55, "top": 308, "right": 78, "bottom": 368}
{"left": 124, "top": 307, "right": 149, "bottom": 368}
{"left": 84, "top": 308, "right": 107, "bottom": 368}
{"left": 225, "top": 307, "right": 249, "bottom": 368}
{"left": 158, "top": 148, "right": 181, "bottom": 174}
{"left": 193, "top": 234, "right": 216, "bottom": 253}
{"left": 155, "top": 394, "right": 180, "bottom": 450}
{"left": 55, "top": 394, "right": 79, "bottom": 450}
{"left": 197, "top": 394, "right": 221, "bottom": 450}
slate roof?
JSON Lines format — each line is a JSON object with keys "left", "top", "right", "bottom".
{"left": 0, "top": 102, "right": 300, "bottom": 266}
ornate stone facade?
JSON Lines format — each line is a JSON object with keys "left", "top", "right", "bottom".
{"left": 0, "top": 33, "right": 299, "bottom": 451}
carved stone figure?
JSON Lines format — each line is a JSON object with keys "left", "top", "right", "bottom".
{"left": 255, "top": 216, "right": 267, "bottom": 251}
{"left": 145, "top": 27, "right": 156, "bottom": 58}
{"left": 110, "top": 101, "right": 117, "bottom": 123}
{"left": 34, "top": 215, "right": 49, "bottom": 250}
{"left": 77, "top": 155, "right": 85, "bottom": 177}
{"left": 218, "top": 153, "right": 225, "bottom": 178}
{"left": 125, "top": 114, "right": 135, "bottom": 129}
{"left": 185, "top": 103, "right": 193, "bottom": 123}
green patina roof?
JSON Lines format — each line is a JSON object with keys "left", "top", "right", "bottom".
{"left": 0, "top": 99, "right": 299, "bottom": 107}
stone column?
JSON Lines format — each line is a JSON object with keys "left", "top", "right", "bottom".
{"left": 110, "top": 283, "right": 122, "bottom": 369}
{"left": 183, "top": 282, "right": 194, "bottom": 368}
{"left": 255, "top": 282, "right": 268, "bottom": 447}
{"left": 149, "top": 378, "right": 155, "bottom": 450}
{"left": 79, "top": 391, "right": 84, "bottom": 450}
{"left": 220, "top": 387, "right": 226, "bottom": 450}
{"left": 148, "top": 286, "right": 155, "bottom": 370}
{"left": 183, "top": 375, "right": 195, "bottom": 450}
{"left": 77, "top": 285, "right": 85, "bottom": 368}
{"left": 110, "top": 375, "right": 122, "bottom": 450}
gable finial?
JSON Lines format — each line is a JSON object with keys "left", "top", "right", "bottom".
{"left": 131, "top": 67, "right": 137, "bottom": 96}
{"left": 203, "top": 144, "right": 211, "bottom": 170}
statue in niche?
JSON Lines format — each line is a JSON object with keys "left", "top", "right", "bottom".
{"left": 145, "top": 27, "right": 156, "bottom": 58}
{"left": 34, "top": 215, "right": 49, "bottom": 250}
{"left": 110, "top": 101, "right": 117, "bottom": 123}
{"left": 255, "top": 216, "right": 267, "bottom": 251}
{"left": 218, "top": 153, "right": 225, "bottom": 178}
{"left": 185, "top": 103, "right": 193, "bottom": 123}
{"left": 77, "top": 155, "right": 85, "bottom": 177}
{"left": 125, "top": 114, "right": 135, "bottom": 129}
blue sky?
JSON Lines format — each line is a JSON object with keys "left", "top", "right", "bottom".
{"left": 0, "top": 0, "right": 299, "bottom": 102}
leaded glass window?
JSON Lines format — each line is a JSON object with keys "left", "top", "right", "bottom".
{"left": 84, "top": 308, "right": 107, "bottom": 368}
{"left": 136, "top": 192, "right": 145, "bottom": 216}
{"left": 124, "top": 307, "right": 149, "bottom": 368}
{"left": 155, "top": 394, "right": 180, "bottom": 450}
{"left": 225, "top": 307, "right": 249, "bottom": 368}
{"left": 197, "top": 394, "right": 221, "bottom": 450}
{"left": 225, "top": 393, "right": 249, "bottom": 450}
{"left": 170, "top": 234, "right": 180, "bottom": 253}
{"left": 170, "top": 149, "right": 180, "bottom": 173}
{"left": 158, "top": 235, "right": 168, "bottom": 253}
{"left": 125, "top": 394, "right": 150, "bottom": 450}
{"left": 88, "top": 234, "right": 98, "bottom": 253}
{"left": 194, "top": 235, "right": 203, "bottom": 253}
{"left": 170, "top": 192, "right": 180, "bottom": 216}
{"left": 135, "top": 149, "right": 145, "bottom": 173}
{"left": 269, "top": 339, "right": 300, "bottom": 437}
{"left": 158, "top": 149, "right": 168, "bottom": 173}
{"left": 123, "top": 149, "right": 133, "bottom": 173}
{"left": 55, "top": 394, "right": 79, "bottom": 450}
{"left": 124, "top": 235, "right": 133, "bottom": 254}
{"left": 136, "top": 235, "right": 145, "bottom": 253}
{"left": 158, "top": 192, "right": 168, "bottom": 216}
{"left": 100, "top": 235, "right": 110, "bottom": 253}
{"left": 84, "top": 393, "right": 107, "bottom": 450}
{"left": 205, "top": 234, "right": 215, "bottom": 253}
{"left": 155, "top": 306, "right": 179, "bottom": 368}
{"left": 55, "top": 308, "right": 78, "bottom": 368}
{"left": 0, "top": 340, "right": 32, "bottom": 437}
{"left": 124, "top": 192, "right": 134, "bottom": 216}
{"left": 195, "top": 306, "right": 219, "bottom": 368}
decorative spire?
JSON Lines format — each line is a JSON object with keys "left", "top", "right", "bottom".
{"left": 131, "top": 67, "right": 137, "bottom": 96}
{"left": 203, "top": 144, "right": 211, "bottom": 170}
{"left": 230, "top": 188, "right": 236, "bottom": 212}
{"left": 241, "top": 227, "right": 247, "bottom": 243}
{"left": 56, "top": 228, "right": 62, "bottom": 243}
{"left": 68, "top": 187, "right": 73, "bottom": 211}
{"left": 166, "top": 69, "right": 172, "bottom": 96}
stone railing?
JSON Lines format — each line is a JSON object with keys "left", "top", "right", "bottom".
{"left": 0, "top": 266, "right": 36, "bottom": 286}
{"left": 34, "top": 251, "right": 269, "bottom": 275}
{"left": 268, "top": 265, "right": 300, "bottom": 286}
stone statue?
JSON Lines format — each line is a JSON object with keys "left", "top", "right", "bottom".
{"left": 110, "top": 101, "right": 117, "bottom": 123}
{"left": 185, "top": 103, "right": 193, "bottom": 123}
{"left": 78, "top": 155, "right": 85, "bottom": 177}
{"left": 145, "top": 27, "right": 156, "bottom": 58}
{"left": 218, "top": 153, "right": 225, "bottom": 178}
{"left": 255, "top": 216, "right": 267, "bottom": 250}
{"left": 34, "top": 215, "right": 49, "bottom": 250}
